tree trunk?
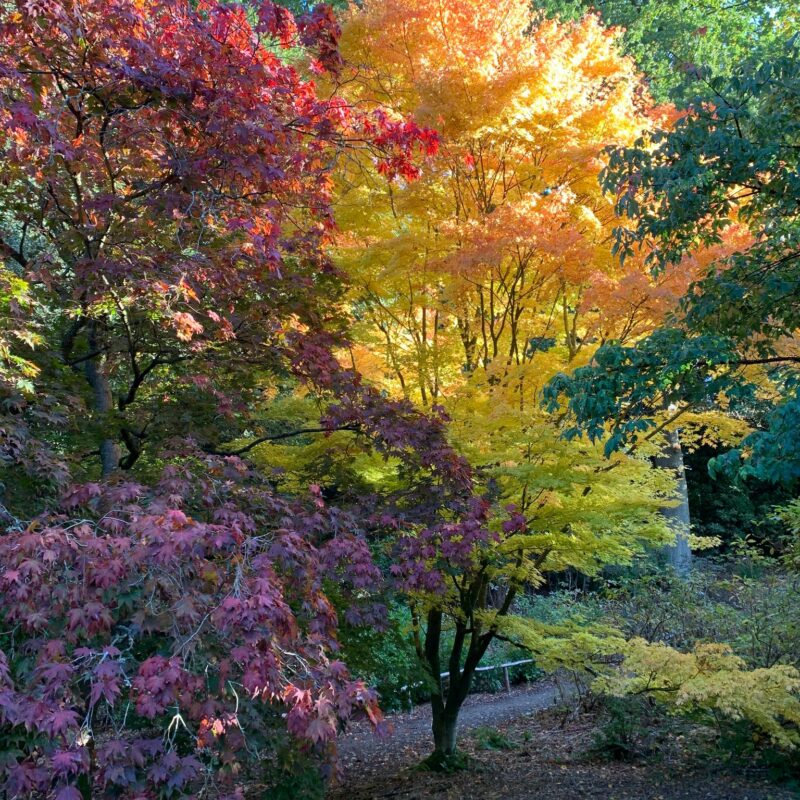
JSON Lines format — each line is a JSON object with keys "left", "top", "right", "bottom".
{"left": 653, "top": 429, "right": 691, "bottom": 576}
{"left": 431, "top": 705, "right": 459, "bottom": 756}
{"left": 427, "top": 636, "right": 492, "bottom": 762}
{"left": 84, "top": 325, "right": 119, "bottom": 479}
{"left": 424, "top": 592, "right": 501, "bottom": 764}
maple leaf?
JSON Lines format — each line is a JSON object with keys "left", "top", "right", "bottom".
{"left": 55, "top": 787, "right": 83, "bottom": 800}
{"left": 305, "top": 717, "right": 336, "bottom": 743}
{"left": 50, "top": 750, "right": 84, "bottom": 777}
{"left": 44, "top": 708, "right": 80, "bottom": 737}
{"left": 37, "top": 661, "right": 75, "bottom": 686}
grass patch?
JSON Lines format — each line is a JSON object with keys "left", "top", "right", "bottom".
{"left": 473, "top": 726, "right": 517, "bottom": 751}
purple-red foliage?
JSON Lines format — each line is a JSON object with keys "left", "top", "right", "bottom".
{"left": 290, "top": 332, "right": 472, "bottom": 491}
{"left": 0, "top": 453, "right": 387, "bottom": 797}
{"left": 390, "top": 496, "right": 496, "bottom": 594}
{"left": 0, "top": 0, "right": 457, "bottom": 794}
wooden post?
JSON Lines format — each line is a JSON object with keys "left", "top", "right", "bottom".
{"left": 504, "top": 666, "right": 511, "bottom": 693}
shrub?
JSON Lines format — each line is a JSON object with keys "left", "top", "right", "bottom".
{"left": 517, "top": 563, "right": 800, "bottom": 762}
{"left": 337, "top": 603, "right": 432, "bottom": 711}
{"left": 0, "top": 463, "right": 386, "bottom": 798}
{"left": 589, "top": 696, "right": 654, "bottom": 762}
{"left": 607, "top": 564, "right": 800, "bottom": 670}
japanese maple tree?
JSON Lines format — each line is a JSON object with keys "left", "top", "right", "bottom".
{"left": 326, "top": 0, "right": 684, "bottom": 765}
{"left": 0, "top": 0, "right": 438, "bottom": 482}
{"left": 0, "top": 0, "right": 455, "bottom": 796}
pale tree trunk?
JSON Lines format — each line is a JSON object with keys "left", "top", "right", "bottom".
{"left": 653, "top": 429, "right": 692, "bottom": 576}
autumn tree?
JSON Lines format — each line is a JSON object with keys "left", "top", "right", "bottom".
{"left": 0, "top": 0, "right": 461, "bottom": 796}
{"left": 546, "top": 40, "right": 800, "bottom": 488}
{"left": 334, "top": 0, "right": 769, "bottom": 580}
{"left": 334, "top": 3, "right": 683, "bottom": 404}
{"left": 326, "top": 0, "right": 800, "bottom": 767}
{"left": 322, "top": 0, "right": 687, "bottom": 764}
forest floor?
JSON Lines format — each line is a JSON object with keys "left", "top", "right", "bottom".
{"left": 328, "top": 680, "right": 798, "bottom": 800}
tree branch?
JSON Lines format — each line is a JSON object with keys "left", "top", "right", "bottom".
{"left": 205, "top": 424, "right": 360, "bottom": 456}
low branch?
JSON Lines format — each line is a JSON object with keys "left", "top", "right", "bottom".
{"left": 733, "top": 355, "right": 800, "bottom": 366}
{"left": 205, "top": 424, "right": 360, "bottom": 456}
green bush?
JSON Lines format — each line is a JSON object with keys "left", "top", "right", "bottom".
{"left": 605, "top": 563, "right": 800, "bottom": 670}
{"left": 267, "top": 748, "right": 327, "bottom": 800}
{"left": 513, "top": 588, "right": 607, "bottom": 627}
{"left": 589, "top": 695, "right": 694, "bottom": 763}
{"left": 684, "top": 444, "right": 795, "bottom": 553}
{"left": 337, "top": 602, "right": 433, "bottom": 711}
{"left": 589, "top": 696, "right": 652, "bottom": 762}
{"left": 715, "top": 719, "right": 800, "bottom": 791}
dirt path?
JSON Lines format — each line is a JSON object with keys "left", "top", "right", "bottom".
{"left": 337, "top": 680, "right": 563, "bottom": 771}
{"left": 330, "top": 683, "right": 798, "bottom": 800}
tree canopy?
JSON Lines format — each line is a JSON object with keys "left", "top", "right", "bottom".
{"left": 541, "top": 0, "right": 798, "bottom": 102}
{"left": 0, "top": 0, "right": 457, "bottom": 794}
{"left": 546, "top": 41, "right": 800, "bottom": 484}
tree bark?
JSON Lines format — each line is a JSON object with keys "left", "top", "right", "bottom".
{"left": 653, "top": 428, "right": 691, "bottom": 576}
{"left": 428, "top": 630, "right": 495, "bottom": 759}
{"left": 431, "top": 705, "right": 459, "bottom": 756}
{"left": 84, "top": 324, "right": 119, "bottom": 478}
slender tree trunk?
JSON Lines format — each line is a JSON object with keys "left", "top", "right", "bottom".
{"left": 653, "top": 429, "right": 691, "bottom": 576}
{"left": 428, "top": 655, "right": 487, "bottom": 761}
{"left": 84, "top": 324, "right": 119, "bottom": 478}
{"left": 427, "top": 630, "right": 495, "bottom": 761}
